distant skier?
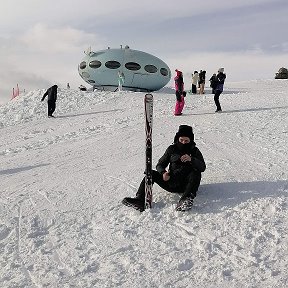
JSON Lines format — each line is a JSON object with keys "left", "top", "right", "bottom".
{"left": 214, "top": 68, "right": 226, "bottom": 112}
{"left": 41, "top": 85, "right": 58, "bottom": 118}
{"left": 122, "top": 125, "right": 206, "bottom": 212}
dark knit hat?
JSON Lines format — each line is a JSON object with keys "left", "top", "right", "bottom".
{"left": 174, "top": 125, "right": 194, "bottom": 143}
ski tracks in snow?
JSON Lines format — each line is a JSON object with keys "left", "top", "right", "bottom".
{"left": 0, "top": 189, "right": 74, "bottom": 287}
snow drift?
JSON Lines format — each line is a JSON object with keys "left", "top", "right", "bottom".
{"left": 0, "top": 80, "right": 288, "bottom": 287}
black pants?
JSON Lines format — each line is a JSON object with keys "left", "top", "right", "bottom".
{"left": 136, "top": 170, "right": 201, "bottom": 201}
{"left": 214, "top": 90, "right": 222, "bottom": 111}
{"left": 192, "top": 84, "right": 197, "bottom": 94}
{"left": 175, "top": 90, "right": 182, "bottom": 101}
{"left": 48, "top": 100, "right": 56, "bottom": 116}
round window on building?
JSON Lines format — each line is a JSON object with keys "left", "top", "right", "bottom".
{"left": 89, "top": 60, "right": 102, "bottom": 69}
{"left": 105, "top": 61, "right": 121, "bottom": 69}
{"left": 79, "top": 61, "right": 86, "bottom": 69}
{"left": 160, "top": 68, "right": 169, "bottom": 76}
{"left": 81, "top": 72, "right": 90, "bottom": 79}
{"left": 144, "top": 65, "right": 158, "bottom": 73}
{"left": 125, "top": 62, "right": 141, "bottom": 71}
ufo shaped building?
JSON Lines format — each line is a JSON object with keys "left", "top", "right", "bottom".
{"left": 78, "top": 46, "right": 171, "bottom": 92}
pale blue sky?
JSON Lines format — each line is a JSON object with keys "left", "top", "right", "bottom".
{"left": 1, "top": 0, "right": 287, "bottom": 103}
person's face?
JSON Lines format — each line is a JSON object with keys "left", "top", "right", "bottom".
{"left": 179, "top": 136, "right": 190, "bottom": 144}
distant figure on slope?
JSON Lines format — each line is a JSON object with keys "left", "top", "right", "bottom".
{"left": 174, "top": 69, "right": 184, "bottom": 115}
{"left": 191, "top": 71, "right": 199, "bottom": 94}
{"left": 122, "top": 125, "right": 206, "bottom": 212}
{"left": 67, "top": 83, "right": 70, "bottom": 89}
{"left": 118, "top": 71, "right": 125, "bottom": 91}
{"left": 79, "top": 85, "right": 87, "bottom": 91}
{"left": 214, "top": 68, "right": 226, "bottom": 112}
{"left": 198, "top": 70, "right": 206, "bottom": 94}
{"left": 41, "top": 85, "right": 58, "bottom": 118}
{"left": 209, "top": 73, "right": 217, "bottom": 94}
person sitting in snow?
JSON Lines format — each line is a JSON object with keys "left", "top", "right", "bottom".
{"left": 122, "top": 125, "right": 206, "bottom": 212}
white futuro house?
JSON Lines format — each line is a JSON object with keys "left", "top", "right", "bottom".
{"left": 78, "top": 46, "right": 171, "bottom": 92}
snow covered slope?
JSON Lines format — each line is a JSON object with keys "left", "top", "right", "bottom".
{"left": 0, "top": 80, "right": 288, "bottom": 287}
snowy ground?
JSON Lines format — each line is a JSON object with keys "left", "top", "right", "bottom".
{"left": 0, "top": 80, "right": 288, "bottom": 288}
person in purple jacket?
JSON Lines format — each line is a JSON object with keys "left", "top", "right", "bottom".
{"left": 214, "top": 68, "right": 226, "bottom": 112}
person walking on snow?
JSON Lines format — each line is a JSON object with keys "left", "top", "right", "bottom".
{"left": 174, "top": 69, "right": 184, "bottom": 115}
{"left": 122, "top": 125, "right": 206, "bottom": 212}
{"left": 214, "top": 68, "right": 226, "bottom": 112}
{"left": 41, "top": 85, "right": 58, "bottom": 118}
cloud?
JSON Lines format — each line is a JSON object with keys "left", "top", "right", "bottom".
{"left": 19, "top": 24, "right": 98, "bottom": 53}
{"left": 0, "top": 69, "right": 50, "bottom": 103}
{"left": 166, "top": 51, "right": 287, "bottom": 88}
{"left": 0, "top": 0, "right": 280, "bottom": 33}
{"left": 1, "top": 0, "right": 288, "bottom": 104}
{"left": 0, "top": 24, "right": 104, "bottom": 103}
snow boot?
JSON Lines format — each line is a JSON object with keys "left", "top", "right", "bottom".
{"left": 175, "top": 196, "right": 194, "bottom": 211}
{"left": 122, "top": 197, "right": 145, "bottom": 212}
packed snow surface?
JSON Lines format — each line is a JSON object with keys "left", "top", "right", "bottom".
{"left": 0, "top": 80, "right": 288, "bottom": 288}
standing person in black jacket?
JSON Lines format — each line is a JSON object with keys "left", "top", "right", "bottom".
{"left": 122, "top": 125, "right": 206, "bottom": 212}
{"left": 209, "top": 73, "right": 217, "bottom": 94}
{"left": 214, "top": 68, "right": 226, "bottom": 112}
{"left": 41, "top": 85, "right": 58, "bottom": 117}
{"left": 198, "top": 70, "right": 206, "bottom": 94}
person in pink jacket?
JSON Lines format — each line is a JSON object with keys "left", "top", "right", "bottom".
{"left": 174, "top": 69, "right": 185, "bottom": 115}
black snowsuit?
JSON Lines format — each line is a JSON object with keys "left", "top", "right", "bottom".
{"left": 41, "top": 85, "right": 58, "bottom": 116}
{"left": 136, "top": 142, "right": 206, "bottom": 201}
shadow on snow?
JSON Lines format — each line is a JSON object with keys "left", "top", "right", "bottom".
{"left": 195, "top": 179, "right": 288, "bottom": 213}
{"left": 0, "top": 163, "right": 50, "bottom": 176}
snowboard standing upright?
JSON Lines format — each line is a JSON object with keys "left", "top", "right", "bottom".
{"left": 144, "top": 94, "right": 153, "bottom": 209}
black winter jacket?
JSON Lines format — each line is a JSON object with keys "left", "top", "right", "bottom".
{"left": 42, "top": 85, "right": 58, "bottom": 102}
{"left": 156, "top": 143, "right": 206, "bottom": 183}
